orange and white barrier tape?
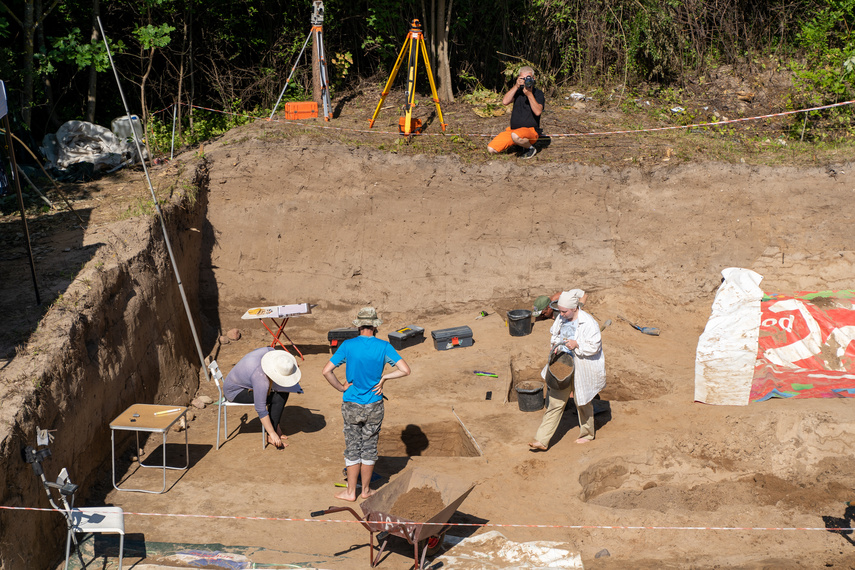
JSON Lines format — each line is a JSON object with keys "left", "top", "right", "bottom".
{"left": 1, "top": 505, "right": 851, "bottom": 532}
{"left": 148, "top": 98, "right": 855, "bottom": 140}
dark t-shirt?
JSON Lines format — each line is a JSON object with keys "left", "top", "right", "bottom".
{"left": 510, "top": 87, "right": 545, "bottom": 134}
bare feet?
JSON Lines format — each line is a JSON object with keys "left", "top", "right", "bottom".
{"left": 575, "top": 437, "right": 592, "bottom": 444}
{"left": 334, "top": 489, "right": 357, "bottom": 502}
{"left": 268, "top": 434, "right": 288, "bottom": 449}
{"left": 360, "top": 489, "right": 377, "bottom": 499}
{"left": 528, "top": 441, "right": 547, "bottom": 451}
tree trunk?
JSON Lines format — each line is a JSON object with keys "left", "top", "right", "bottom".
{"left": 188, "top": 2, "right": 194, "bottom": 133}
{"left": 436, "top": 0, "right": 454, "bottom": 101}
{"left": 176, "top": 6, "right": 188, "bottom": 141}
{"left": 140, "top": 45, "right": 154, "bottom": 160}
{"left": 311, "top": 30, "right": 322, "bottom": 107}
{"left": 85, "top": 0, "right": 100, "bottom": 122}
{"left": 429, "top": 0, "right": 436, "bottom": 65}
{"left": 35, "top": 0, "right": 61, "bottom": 129}
{"left": 23, "top": 0, "right": 34, "bottom": 128}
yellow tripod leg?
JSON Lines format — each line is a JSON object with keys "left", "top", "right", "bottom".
{"left": 419, "top": 37, "right": 446, "bottom": 131}
{"left": 369, "top": 36, "right": 411, "bottom": 128}
{"left": 403, "top": 31, "right": 420, "bottom": 135}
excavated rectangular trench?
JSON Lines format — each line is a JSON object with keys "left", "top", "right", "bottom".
{"left": 379, "top": 421, "right": 481, "bottom": 458}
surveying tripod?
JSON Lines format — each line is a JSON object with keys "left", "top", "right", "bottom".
{"left": 270, "top": 1, "right": 332, "bottom": 120}
{"left": 369, "top": 19, "right": 446, "bottom": 135}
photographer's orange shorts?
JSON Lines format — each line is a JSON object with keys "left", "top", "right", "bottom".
{"left": 488, "top": 127, "right": 539, "bottom": 153}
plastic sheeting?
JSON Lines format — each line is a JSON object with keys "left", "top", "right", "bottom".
{"left": 40, "top": 119, "right": 144, "bottom": 172}
{"left": 436, "top": 530, "right": 584, "bottom": 569}
{"left": 694, "top": 268, "right": 763, "bottom": 405}
{"left": 751, "top": 289, "right": 855, "bottom": 401}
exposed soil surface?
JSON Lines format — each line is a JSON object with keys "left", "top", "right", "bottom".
{"left": 549, "top": 357, "right": 575, "bottom": 379}
{"left": 390, "top": 486, "right": 447, "bottom": 522}
{"left": 3, "top": 87, "right": 855, "bottom": 569}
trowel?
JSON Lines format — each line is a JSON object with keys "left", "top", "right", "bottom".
{"left": 617, "top": 315, "right": 660, "bottom": 336}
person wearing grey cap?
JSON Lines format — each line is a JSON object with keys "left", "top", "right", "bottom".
{"left": 323, "top": 307, "right": 411, "bottom": 501}
{"left": 529, "top": 289, "right": 605, "bottom": 450}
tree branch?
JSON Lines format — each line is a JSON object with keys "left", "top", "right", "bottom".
{"left": 34, "top": 0, "right": 61, "bottom": 29}
{"left": 0, "top": 0, "right": 23, "bottom": 28}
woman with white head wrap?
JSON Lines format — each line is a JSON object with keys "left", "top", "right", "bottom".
{"left": 529, "top": 289, "right": 606, "bottom": 450}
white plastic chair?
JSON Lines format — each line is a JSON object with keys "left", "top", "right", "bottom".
{"left": 65, "top": 507, "right": 125, "bottom": 570}
{"left": 209, "top": 360, "right": 266, "bottom": 450}
{"left": 54, "top": 468, "right": 124, "bottom": 570}
{"left": 25, "top": 445, "right": 124, "bottom": 570}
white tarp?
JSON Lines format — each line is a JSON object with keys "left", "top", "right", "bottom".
{"left": 694, "top": 267, "right": 763, "bottom": 405}
{"left": 0, "top": 80, "right": 7, "bottom": 119}
{"left": 435, "top": 530, "right": 584, "bottom": 569}
{"left": 40, "top": 119, "right": 144, "bottom": 171}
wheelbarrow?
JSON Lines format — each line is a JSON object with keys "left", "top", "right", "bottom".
{"left": 311, "top": 466, "right": 476, "bottom": 569}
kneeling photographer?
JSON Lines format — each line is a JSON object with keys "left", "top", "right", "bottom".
{"left": 487, "top": 66, "right": 545, "bottom": 159}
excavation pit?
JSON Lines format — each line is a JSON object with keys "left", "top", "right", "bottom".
{"left": 378, "top": 422, "right": 480, "bottom": 458}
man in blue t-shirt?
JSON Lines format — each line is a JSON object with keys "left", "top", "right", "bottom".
{"left": 322, "top": 307, "right": 411, "bottom": 501}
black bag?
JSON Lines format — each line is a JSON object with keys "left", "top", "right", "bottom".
{"left": 545, "top": 349, "right": 574, "bottom": 391}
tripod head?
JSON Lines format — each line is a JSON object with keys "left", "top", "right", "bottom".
{"left": 311, "top": 1, "right": 324, "bottom": 26}
{"left": 22, "top": 445, "right": 51, "bottom": 477}
{"left": 23, "top": 444, "right": 79, "bottom": 503}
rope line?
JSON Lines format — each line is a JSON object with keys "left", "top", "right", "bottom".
{"left": 149, "top": 99, "right": 855, "bottom": 140}
{"left": 1, "top": 505, "right": 851, "bottom": 532}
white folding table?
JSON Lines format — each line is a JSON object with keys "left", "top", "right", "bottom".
{"left": 241, "top": 302, "right": 314, "bottom": 360}
{"left": 110, "top": 403, "right": 189, "bottom": 494}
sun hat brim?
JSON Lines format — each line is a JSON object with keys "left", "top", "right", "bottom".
{"left": 261, "top": 350, "right": 302, "bottom": 388}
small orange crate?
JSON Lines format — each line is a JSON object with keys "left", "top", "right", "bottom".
{"left": 284, "top": 101, "right": 318, "bottom": 120}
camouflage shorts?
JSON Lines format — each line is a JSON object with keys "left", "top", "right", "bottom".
{"left": 341, "top": 400, "right": 385, "bottom": 464}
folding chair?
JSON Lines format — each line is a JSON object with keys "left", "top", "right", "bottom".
{"left": 209, "top": 360, "right": 266, "bottom": 450}
{"left": 23, "top": 446, "right": 124, "bottom": 570}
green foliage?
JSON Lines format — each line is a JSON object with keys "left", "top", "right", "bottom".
{"left": 360, "top": 0, "right": 414, "bottom": 63}
{"left": 625, "top": 0, "right": 681, "bottom": 81}
{"left": 146, "top": 101, "right": 277, "bottom": 155}
{"left": 457, "top": 68, "right": 481, "bottom": 90}
{"left": 792, "top": 0, "right": 855, "bottom": 104}
{"left": 133, "top": 23, "right": 175, "bottom": 50}
{"left": 48, "top": 29, "right": 120, "bottom": 72}
{"left": 331, "top": 51, "right": 353, "bottom": 88}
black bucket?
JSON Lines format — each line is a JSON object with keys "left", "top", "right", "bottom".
{"left": 507, "top": 310, "right": 533, "bottom": 336}
{"left": 515, "top": 381, "right": 544, "bottom": 412}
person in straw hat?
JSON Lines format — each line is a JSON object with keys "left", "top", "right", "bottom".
{"left": 323, "top": 307, "right": 411, "bottom": 501}
{"left": 529, "top": 289, "right": 605, "bottom": 450}
{"left": 223, "top": 347, "right": 303, "bottom": 449}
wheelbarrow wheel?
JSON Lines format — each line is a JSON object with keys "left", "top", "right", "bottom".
{"left": 420, "top": 528, "right": 448, "bottom": 557}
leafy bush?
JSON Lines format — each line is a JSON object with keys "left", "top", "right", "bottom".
{"left": 792, "top": 0, "right": 855, "bottom": 104}
{"left": 788, "top": 0, "right": 855, "bottom": 139}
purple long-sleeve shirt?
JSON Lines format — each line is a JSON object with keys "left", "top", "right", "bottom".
{"left": 223, "top": 347, "right": 302, "bottom": 418}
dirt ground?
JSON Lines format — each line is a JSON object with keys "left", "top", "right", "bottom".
{"left": 4, "top": 88, "right": 855, "bottom": 569}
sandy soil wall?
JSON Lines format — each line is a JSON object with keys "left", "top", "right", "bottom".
{"left": 0, "top": 162, "right": 210, "bottom": 570}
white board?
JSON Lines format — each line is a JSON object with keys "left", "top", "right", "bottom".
{"left": 241, "top": 303, "right": 312, "bottom": 320}
{"left": 0, "top": 81, "right": 7, "bottom": 120}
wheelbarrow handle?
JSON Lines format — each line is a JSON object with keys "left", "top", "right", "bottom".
{"left": 311, "top": 506, "right": 363, "bottom": 520}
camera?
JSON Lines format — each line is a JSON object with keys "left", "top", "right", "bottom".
{"left": 523, "top": 76, "right": 535, "bottom": 90}
{"left": 22, "top": 445, "right": 51, "bottom": 464}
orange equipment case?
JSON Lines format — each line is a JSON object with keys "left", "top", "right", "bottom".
{"left": 284, "top": 101, "right": 318, "bottom": 120}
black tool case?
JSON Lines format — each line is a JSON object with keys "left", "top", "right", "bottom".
{"left": 387, "top": 325, "right": 425, "bottom": 350}
{"left": 430, "top": 326, "right": 474, "bottom": 351}
{"left": 327, "top": 327, "right": 359, "bottom": 353}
